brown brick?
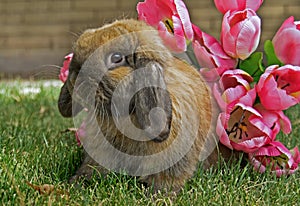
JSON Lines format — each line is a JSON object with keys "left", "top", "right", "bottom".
{"left": 185, "top": 0, "right": 215, "bottom": 9}
{"left": 0, "top": 14, "right": 23, "bottom": 24}
{"left": 258, "top": 6, "right": 285, "bottom": 18}
{"left": 261, "top": 18, "right": 285, "bottom": 31}
{"left": 72, "top": 0, "right": 117, "bottom": 10}
{"left": 24, "top": 11, "right": 95, "bottom": 25}
{"left": 0, "top": 25, "right": 70, "bottom": 37}
{"left": 1, "top": 0, "right": 300, "bottom": 75}
{"left": 1, "top": 1, "right": 27, "bottom": 14}
{"left": 119, "top": 0, "right": 138, "bottom": 10}
{"left": 50, "top": 36, "right": 73, "bottom": 49}
{"left": 1, "top": 1, "right": 50, "bottom": 14}
{"left": 190, "top": 8, "right": 222, "bottom": 20}
{"left": 93, "top": 10, "right": 137, "bottom": 24}
{"left": 190, "top": 18, "right": 211, "bottom": 31}
{"left": 6, "top": 36, "right": 51, "bottom": 49}
{"left": 286, "top": 5, "right": 300, "bottom": 19}
{"left": 1, "top": 48, "right": 66, "bottom": 58}
{"left": 260, "top": 30, "right": 276, "bottom": 41}
{"left": 47, "top": 0, "right": 71, "bottom": 11}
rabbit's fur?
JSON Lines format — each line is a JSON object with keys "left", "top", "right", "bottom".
{"left": 58, "top": 19, "right": 233, "bottom": 192}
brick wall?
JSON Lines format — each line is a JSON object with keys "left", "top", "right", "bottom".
{"left": 0, "top": 0, "right": 299, "bottom": 78}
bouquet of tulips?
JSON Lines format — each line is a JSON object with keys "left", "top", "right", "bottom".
{"left": 60, "top": 0, "right": 300, "bottom": 176}
{"left": 136, "top": 0, "right": 300, "bottom": 176}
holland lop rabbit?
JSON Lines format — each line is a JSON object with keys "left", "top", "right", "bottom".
{"left": 58, "top": 19, "right": 232, "bottom": 192}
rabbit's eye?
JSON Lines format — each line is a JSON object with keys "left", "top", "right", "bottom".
{"left": 111, "top": 52, "right": 123, "bottom": 63}
{"left": 107, "top": 52, "right": 126, "bottom": 69}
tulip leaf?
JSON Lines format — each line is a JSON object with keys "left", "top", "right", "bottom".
{"left": 264, "top": 40, "right": 283, "bottom": 66}
{"left": 239, "top": 52, "right": 264, "bottom": 82}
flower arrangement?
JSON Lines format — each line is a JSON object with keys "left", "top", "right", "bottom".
{"left": 60, "top": 0, "right": 300, "bottom": 176}
{"left": 136, "top": 0, "right": 300, "bottom": 176}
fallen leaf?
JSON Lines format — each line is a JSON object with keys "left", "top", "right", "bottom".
{"left": 26, "top": 181, "right": 69, "bottom": 199}
{"left": 12, "top": 95, "right": 21, "bottom": 102}
{"left": 60, "top": 128, "right": 78, "bottom": 133}
{"left": 39, "top": 106, "right": 46, "bottom": 114}
{"left": 67, "top": 128, "right": 78, "bottom": 132}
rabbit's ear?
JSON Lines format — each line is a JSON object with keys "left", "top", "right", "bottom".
{"left": 58, "top": 83, "right": 83, "bottom": 117}
{"left": 132, "top": 61, "right": 172, "bottom": 142}
{"left": 58, "top": 83, "right": 73, "bottom": 117}
{"left": 58, "top": 58, "right": 83, "bottom": 117}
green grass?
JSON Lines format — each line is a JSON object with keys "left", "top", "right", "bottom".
{"left": 0, "top": 80, "right": 299, "bottom": 205}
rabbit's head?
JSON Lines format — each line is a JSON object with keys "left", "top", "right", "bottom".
{"left": 58, "top": 19, "right": 174, "bottom": 142}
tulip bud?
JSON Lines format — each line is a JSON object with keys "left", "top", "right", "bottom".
{"left": 214, "top": 0, "right": 263, "bottom": 14}
{"left": 221, "top": 9, "right": 261, "bottom": 60}
{"left": 272, "top": 16, "right": 300, "bottom": 66}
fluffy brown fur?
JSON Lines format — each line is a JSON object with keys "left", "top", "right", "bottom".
{"left": 58, "top": 19, "right": 234, "bottom": 192}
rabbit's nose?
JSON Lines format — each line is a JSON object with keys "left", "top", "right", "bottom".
{"left": 144, "top": 107, "right": 172, "bottom": 142}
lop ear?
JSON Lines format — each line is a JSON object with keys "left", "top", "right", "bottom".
{"left": 58, "top": 58, "right": 83, "bottom": 117}
{"left": 58, "top": 83, "right": 83, "bottom": 117}
{"left": 58, "top": 83, "right": 73, "bottom": 117}
{"left": 132, "top": 60, "right": 172, "bottom": 142}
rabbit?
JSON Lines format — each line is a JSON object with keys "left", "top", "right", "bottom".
{"left": 58, "top": 19, "right": 234, "bottom": 192}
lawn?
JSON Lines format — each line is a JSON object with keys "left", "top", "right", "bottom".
{"left": 0, "top": 80, "right": 299, "bottom": 205}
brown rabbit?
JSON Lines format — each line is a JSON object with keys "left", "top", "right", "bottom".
{"left": 58, "top": 19, "right": 233, "bottom": 192}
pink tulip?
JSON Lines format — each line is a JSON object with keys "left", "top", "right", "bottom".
{"left": 199, "top": 67, "right": 229, "bottom": 84}
{"left": 221, "top": 9, "right": 261, "bottom": 60}
{"left": 292, "top": 147, "right": 300, "bottom": 170}
{"left": 75, "top": 121, "right": 86, "bottom": 146}
{"left": 249, "top": 141, "right": 300, "bottom": 177}
{"left": 272, "top": 16, "right": 300, "bottom": 66}
{"left": 214, "top": 0, "right": 263, "bottom": 14}
{"left": 216, "top": 80, "right": 292, "bottom": 153}
{"left": 249, "top": 104, "right": 292, "bottom": 140}
{"left": 217, "top": 111, "right": 270, "bottom": 153}
{"left": 137, "top": 0, "right": 193, "bottom": 52}
{"left": 213, "top": 69, "right": 253, "bottom": 112}
{"left": 59, "top": 53, "right": 73, "bottom": 83}
{"left": 257, "top": 65, "right": 300, "bottom": 111}
{"left": 192, "top": 25, "right": 237, "bottom": 71}
{"left": 216, "top": 89, "right": 275, "bottom": 153}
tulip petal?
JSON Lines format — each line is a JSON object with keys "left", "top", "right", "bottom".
{"left": 236, "top": 88, "right": 257, "bottom": 108}
{"left": 221, "top": 9, "right": 261, "bottom": 59}
{"left": 248, "top": 141, "right": 299, "bottom": 177}
{"left": 221, "top": 70, "right": 253, "bottom": 89}
{"left": 236, "top": 15, "right": 261, "bottom": 59}
{"left": 217, "top": 113, "right": 233, "bottom": 149}
{"left": 249, "top": 154, "right": 267, "bottom": 173}
{"left": 193, "top": 41, "right": 217, "bottom": 68}
{"left": 137, "top": 0, "right": 192, "bottom": 52}
{"left": 223, "top": 85, "right": 248, "bottom": 104}
{"left": 199, "top": 68, "right": 223, "bottom": 83}
{"left": 257, "top": 74, "right": 298, "bottom": 110}
{"left": 231, "top": 136, "right": 270, "bottom": 153}
{"left": 272, "top": 16, "right": 300, "bottom": 66}
{"left": 174, "top": 0, "right": 193, "bottom": 40}
{"left": 193, "top": 25, "right": 237, "bottom": 69}
{"left": 277, "top": 111, "right": 292, "bottom": 134}
{"left": 59, "top": 53, "right": 73, "bottom": 83}
{"left": 249, "top": 116, "right": 274, "bottom": 139}
{"left": 273, "top": 29, "right": 300, "bottom": 65}
{"left": 172, "top": 14, "right": 187, "bottom": 51}
{"left": 245, "top": 0, "right": 264, "bottom": 12}
{"left": 158, "top": 22, "right": 185, "bottom": 52}
{"left": 213, "top": 83, "right": 227, "bottom": 111}
{"left": 214, "top": 0, "right": 263, "bottom": 14}
{"left": 273, "top": 16, "right": 295, "bottom": 36}
{"left": 137, "top": 0, "right": 163, "bottom": 26}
